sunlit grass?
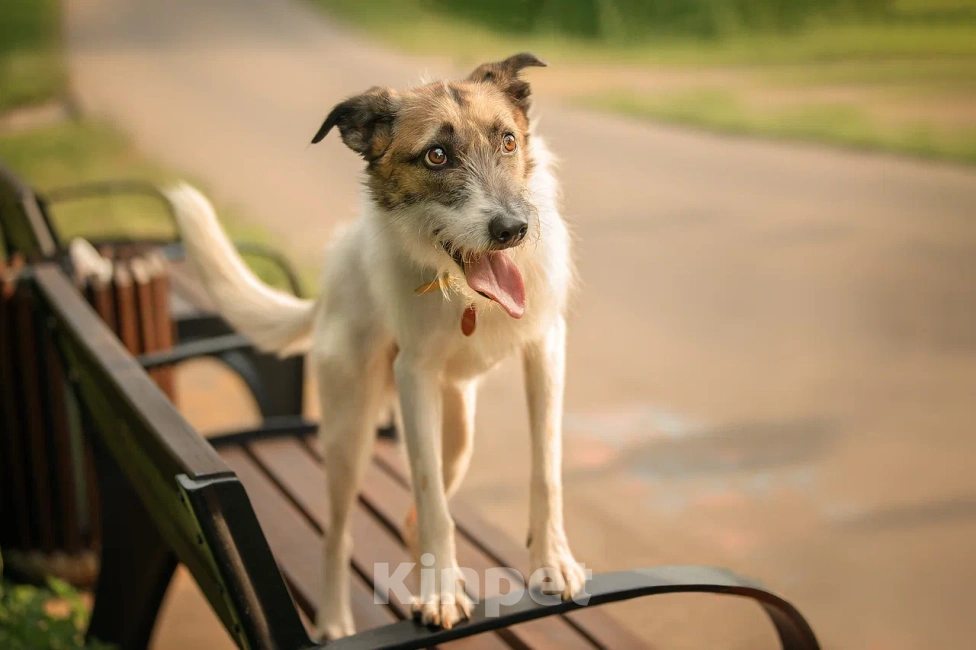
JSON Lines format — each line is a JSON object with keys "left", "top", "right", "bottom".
{"left": 579, "top": 88, "right": 976, "bottom": 164}
{"left": 760, "top": 59, "right": 976, "bottom": 89}
{"left": 0, "top": 0, "right": 65, "bottom": 110}
{"left": 315, "top": 0, "right": 976, "bottom": 65}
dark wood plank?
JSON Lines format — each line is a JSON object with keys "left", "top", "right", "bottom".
{"left": 148, "top": 252, "right": 176, "bottom": 400}
{"left": 218, "top": 447, "right": 394, "bottom": 633}
{"left": 373, "top": 442, "right": 649, "bottom": 650}
{"left": 131, "top": 257, "right": 164, "bottom": 391}
{"left": 82, "top": 431, "right": 100, "bottom": 548}
{"left": 85, "top": 274, "right": 118, "bottom": 334}
{"left": 45, "top": 334, "right": 82, "bottom": 552}
{"left": 246, "top": 438, "right": 511, "bottom": 650}
{"left": 14, "top": 283, "right": 56, "bottom": 552}
{"left": 0, "top": 271, "right": 31, "bottom": 549}
{"left": 112, "top": 263, "right": 140, "bottom": 354}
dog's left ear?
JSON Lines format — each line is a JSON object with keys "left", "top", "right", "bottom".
{"left": 311, "top": 86, "right": 399, "bottom": 160}
{"left": 467, "top": 52, "right": 547, "bottom": 113}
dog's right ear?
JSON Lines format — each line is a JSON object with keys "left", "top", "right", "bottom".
{"left": 311, "top": 87, "right": 399, "bottom": 160}
{"left": 467, "top": 53, "right": 547, "bottom": 114}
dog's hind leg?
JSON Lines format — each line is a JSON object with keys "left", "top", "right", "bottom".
{"left": 314, "top": 342, "right": 388, "bottom": 641}
{"left": 403, "top": 380, "right": 477, "bottom": 561}
{"left": 441, "top": 380, "right": 478, "bottom": 497}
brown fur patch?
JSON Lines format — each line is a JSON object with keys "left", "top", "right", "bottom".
{"left": 366, "top": 80, "right": 534, "bottom": 212}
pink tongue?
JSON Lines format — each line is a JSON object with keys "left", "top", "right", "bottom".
{"left": 464, "top": 251, "right": 525, "bottom": 319}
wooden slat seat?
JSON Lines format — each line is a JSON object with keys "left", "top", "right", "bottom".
{"left": 221, "top": 434, "right": 604, "bottom": 649}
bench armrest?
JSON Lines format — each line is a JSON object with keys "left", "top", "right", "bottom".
{"left": 45, "top": 179, "right": 304, "bottom": 297}
{"left": 326, "top": 567, "right": 820, "bottom": 650}
{"left": 137, "top": 333, "right": 253, "bottom": 370}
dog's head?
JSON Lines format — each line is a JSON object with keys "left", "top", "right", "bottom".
{"left": 311, "top": 53, "right": 548, "bottom": 318}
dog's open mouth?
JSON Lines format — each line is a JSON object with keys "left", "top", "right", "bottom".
{"left": 442, "top": 242, "right": 525, "bottom": 319}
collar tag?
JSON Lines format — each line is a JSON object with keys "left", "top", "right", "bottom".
{"left": 461, "top": 306, "right": 476, "bottom": 336}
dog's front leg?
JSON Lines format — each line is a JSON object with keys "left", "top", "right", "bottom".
{"left": 394, "top": 355, "right": 471, "bottom": 629}
{"left": 522, "top": 315, "right": 587, "bottom": 598}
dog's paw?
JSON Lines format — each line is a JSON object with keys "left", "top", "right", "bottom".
{"left": 314, "top": 621, "right": 355, "bottom": 643}
{"left": 529, "top": 542, "right": 588, "bottom": 600}
{"left": 411, "top": 567, "right": 471, "bottom": 629}
{"left": 314, "top": 605, "right": 355, "bottom": 642}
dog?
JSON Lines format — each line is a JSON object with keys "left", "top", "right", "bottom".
{"left": 167, "top": 52, "right": 584, "bottom": 640}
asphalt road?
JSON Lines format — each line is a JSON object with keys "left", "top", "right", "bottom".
{"left": 65, "top": 0, "right": 976, "bottom": 648}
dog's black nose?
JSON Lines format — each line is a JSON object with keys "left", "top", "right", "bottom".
{"left": 488, "top": 214, "right": 528, "bottom": 245}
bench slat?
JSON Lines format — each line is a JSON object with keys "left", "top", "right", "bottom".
{"left": 0, "top": 273, "right": 33, "bottom": 550}
{"left": 12, "top": 284, "right": 57, "bottom": 552}
{"left": 245, "top": 437, "right": 511, "bottom": 650}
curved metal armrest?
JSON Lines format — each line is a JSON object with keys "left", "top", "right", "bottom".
{"left": 45, "top": 179, "right": 177, "bottom": 215}
{"left": 137, "top": 333, "right": 253, "bottom": 370}
{"left": 327, "top": 567, "right": 820, "bottom": 650}
{"left": 200, "top": 416, "right": 406, "bottom": 448}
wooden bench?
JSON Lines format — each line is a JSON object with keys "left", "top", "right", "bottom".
{"left": 5, "top": 164, "right": 820, "bottom": 649}
{"left": 26, "top": 266, "right": 820, "bottom": 650}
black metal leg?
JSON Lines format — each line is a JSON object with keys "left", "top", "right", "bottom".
{"left": 86, "top": 438, "right": 178, "bottom": 650}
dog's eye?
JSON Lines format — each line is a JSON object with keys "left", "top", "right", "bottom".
{"left": 425, "top": 146, "right": 448, "bottom": 167}
{"left": 502, "top": 133, "right": 517, "bottom": 153}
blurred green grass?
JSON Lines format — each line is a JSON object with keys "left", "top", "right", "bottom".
{"left": 316, "top": 0, "right": 976, "bottom": 65}
{"left": 0, "top": 122, "right": 266, "bottom": 243}
{"left": 0, "top": 0, "right": 65, "bottom": 110}
{"left": 0, "top": 121, "right": 303, "bottom": 290}
{"left": 580, "top": 88, "right": 976, "bottom": 164}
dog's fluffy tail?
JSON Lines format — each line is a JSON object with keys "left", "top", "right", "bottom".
{"left": 167, "top": 182, "right": 315, "bottom": 357}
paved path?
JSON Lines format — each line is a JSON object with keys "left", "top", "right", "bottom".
{"left": 66, "top": 1, "right": 976, "bottom": 648}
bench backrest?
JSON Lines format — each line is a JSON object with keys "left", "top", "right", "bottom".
{"left": 30, "top": 263, "right": 309, "bottom": 650}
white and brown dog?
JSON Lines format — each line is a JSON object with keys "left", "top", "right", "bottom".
{"left": 168, "top": 53, "right": 584, "bottom": 640}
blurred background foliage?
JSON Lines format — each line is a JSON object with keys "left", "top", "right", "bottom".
{"left": 0, "top": 0, "right": 64, "bottom": 110}
{"left": 427, "top": 0, "right": 896, "bottom": 41}
{"left": 319, "top": 0, "right": 976, "bottom": 164}
{"left": 322, "top": 0, "right": 976, "bottom": 62}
